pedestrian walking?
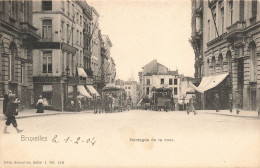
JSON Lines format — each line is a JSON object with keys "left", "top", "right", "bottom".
{"left": 96, "top": 97, "right": 102, "bottom": 113}
{"left": 3, "top": 94, "right": 23, "bottom": 134}
{"left": 3, "top": 90, "right": 12, "bottom": 116}
{"left": 187, "top": 95, "right": 197, "bottom": 115}
{"left": 234, "top": 91, "right": 241, "bottom": 114}
{"left": 75, "top": 98, "right": 81, "bottom": 112}
{"left": 228, "top": 93, "right": 234, "bottom": 113}
{"left": 170, "top": 95, "right": 175, "bottom": 111}
{"left": 127, "top": 96, "right": 132, "bottom": 111}
{"left": 36, "top": 95, "right": 44, "bottom": 113}
{"left": 215, "top": 94, "right": 220, "bottom": 112}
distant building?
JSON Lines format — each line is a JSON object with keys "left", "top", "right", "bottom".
{"left": 115, "top": 79, "right": 138, "bottom": 107}
{"left": 138, "top": 60, "right": 181, "bottom": 100}
{"left": 123, "top": 81, "right": 138, "bottom": 107}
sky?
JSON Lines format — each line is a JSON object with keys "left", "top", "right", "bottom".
{"left": 87, "top": 0, "right": 194, "bottom": 81}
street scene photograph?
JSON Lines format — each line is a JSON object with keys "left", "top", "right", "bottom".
{"left": 0, "top": 0, "right": 260, "bottom": 167}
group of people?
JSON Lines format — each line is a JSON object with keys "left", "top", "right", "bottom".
{"left": 93, "top": 94, "right": 132, "bottom": 113}
{"left": 2, "top": 90, "right": 23, "bottom": 134}
{"left": 215, "top": 92, "right": 241, "bottom": 114}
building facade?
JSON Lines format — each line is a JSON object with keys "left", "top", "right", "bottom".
{"left": 139, "top": 60, "right": 181, "bottom": 100}
{"left": 191, "top": 0, "right": 260, "bottom": 111}
{"left": 102, "top": 35, "right": 115, "bottom": 84}
{"left": 32, "top": 0, "right": 93, "bottom": 111}
{"left": 0, "top": 0, "right": 40, "bottom": 109}
{"left": 82, "top": 1, "right": 92, "bottom": 80}
{"left": 123, "top": 80, "right": 138, "bottom": 107}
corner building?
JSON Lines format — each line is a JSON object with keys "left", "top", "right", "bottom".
{"left": 191, "top": 0, "right": 260, "bottom": 111}
{"left": 0, "top": 0, "right": 40, "bottom": 109}
{"left": 32, "top": 0, "right": 92, "bottom": 110}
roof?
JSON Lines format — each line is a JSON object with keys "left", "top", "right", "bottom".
{"left": 142, "top": 59, "right": 168, "bottom": 75}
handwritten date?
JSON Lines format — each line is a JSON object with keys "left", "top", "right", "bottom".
{"left": 52, "top": 135, "right": 96, "bottom": 146}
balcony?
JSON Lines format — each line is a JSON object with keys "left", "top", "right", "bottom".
{"left": 226, "top": 21, "right": 245, "bottom": 35}
{"left": 207, "top": 32, "right": 227, "bottom": 47}
{"left": 226, "top": 21, "right": 245, "bottom": 44}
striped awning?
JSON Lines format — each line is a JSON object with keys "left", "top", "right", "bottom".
{"left": 86, "top": 85, "right": 100, "bottom": 97}
{"left": 77, "top": 85, "right": 92, "bottom": 98}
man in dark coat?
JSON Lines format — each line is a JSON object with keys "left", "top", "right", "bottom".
{"left": 234, "top": 91, "right": 241, "bottom": 114}
{"left": 3, "top": 90, "right": 12, "bottom": 116}
{"left": 3, "top": 94, "right": 23, "bottom": 134}
{"left": 215, "top": 94, "right": 220, "bottom": 112}
{"left": 228, "top": 93, "right": 234, "bottom": 113}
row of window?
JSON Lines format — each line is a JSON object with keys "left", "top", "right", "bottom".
{"left": 146, "top": 78, "right": 178, "bottom": 85}
{"left": 43, "top": 0, "right": 84, "bottom": 27}
{"left": 205, "top": 43, "right": 257, "bottom": 81}
{"left": 60, "top": 20, "right": 83, "bottom": 46}
{"left": 207, "top": 0, "right": 258, "bottom": 42}
{"left": 42, "top": 49, "right": 83, "bottom": 75}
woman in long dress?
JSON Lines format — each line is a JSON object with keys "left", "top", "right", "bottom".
{"left": 36, "top": 95, "right": 44, "bottom": 113}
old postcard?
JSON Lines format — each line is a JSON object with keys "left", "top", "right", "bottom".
{"left": 0, "top": 0, "right": 260, "bottom": 167}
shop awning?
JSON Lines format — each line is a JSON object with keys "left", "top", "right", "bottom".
{"left": 77, "top": 85, "right": 92, "bottom": 98}
{"left": 189, "top": 73, "right": 229, "bottom": 93}
{"left": 77, "top": 68, "right": 88, "bottom": 78}
{"left": 86, "top": 85, "right": 100, "bottom": 97}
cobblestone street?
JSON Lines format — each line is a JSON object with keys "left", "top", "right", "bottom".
{"left": 1, "top": 109, "right": 259, "bottom": 167}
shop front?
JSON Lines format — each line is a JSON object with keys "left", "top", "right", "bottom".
{"left": 190, "top": 73, "right": 232, "bottom": 110}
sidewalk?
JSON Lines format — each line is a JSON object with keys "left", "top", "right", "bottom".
{"left": 0, "top": 109, "right": 94, "bottom": 120}
{"left": 198, "top": 109, "right": 260, "bottom": 119}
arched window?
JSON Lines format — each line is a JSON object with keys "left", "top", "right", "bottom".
{"left": 212, "top": 56, "right": 216, "bottom": 75}
{"left": 226, "top": 50, "right": 232, "bottom": 75}
{"left": 249, "top": 42, "right": 257, "bottom": 81}
{"left": 218, "top": 54, "right": 223, "bottom": 73}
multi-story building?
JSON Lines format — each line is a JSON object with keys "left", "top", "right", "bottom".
{"left": 190, "top": 0, "right": 203, "bottom": 85}
{"left": 191, "top": 0, "right": 260, "bottom": 111}
{"left": 102, "top": 35, "right": 115, "bottom": 84}
{"left": 82, "top": 1, "right": 92, "bottom": 78}
{"left": 115, "top": 79, "right": 138, "bottom": 107}
{"left": 139, "top": 60, "right": 181, "bottom": 100}
{"left": 32, "top": 0, "right": 93, "bottom": 110}
{"left": 90, "top": 7, "right": 102, "bottom": 91}
{"left": 123, "top": 80, "right": 138, "bottom": 107}
{"left": 0, "top": 0, "right": 40, "bottom": 109}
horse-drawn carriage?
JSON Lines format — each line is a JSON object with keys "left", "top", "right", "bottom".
{"left": 151, "top": 87, "right": 173, "bottom": 112}
{"left": 102, "top": 86, "right": 128, "bottom": 112}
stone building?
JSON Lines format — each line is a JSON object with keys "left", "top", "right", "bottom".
{"left": 0, "top": 0, "right": 40, "bottom": 109}
{"left": 32, "top": 0, "right": 93, "bottom": 111}
{"left": 102, "top": 35, "right": 115, "bottom": 84}
{"left": 191, "top": 0, "right": 260, "bottom": 111}
{"left": 90, "top": 7, "right": 102, "bottom": 91}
